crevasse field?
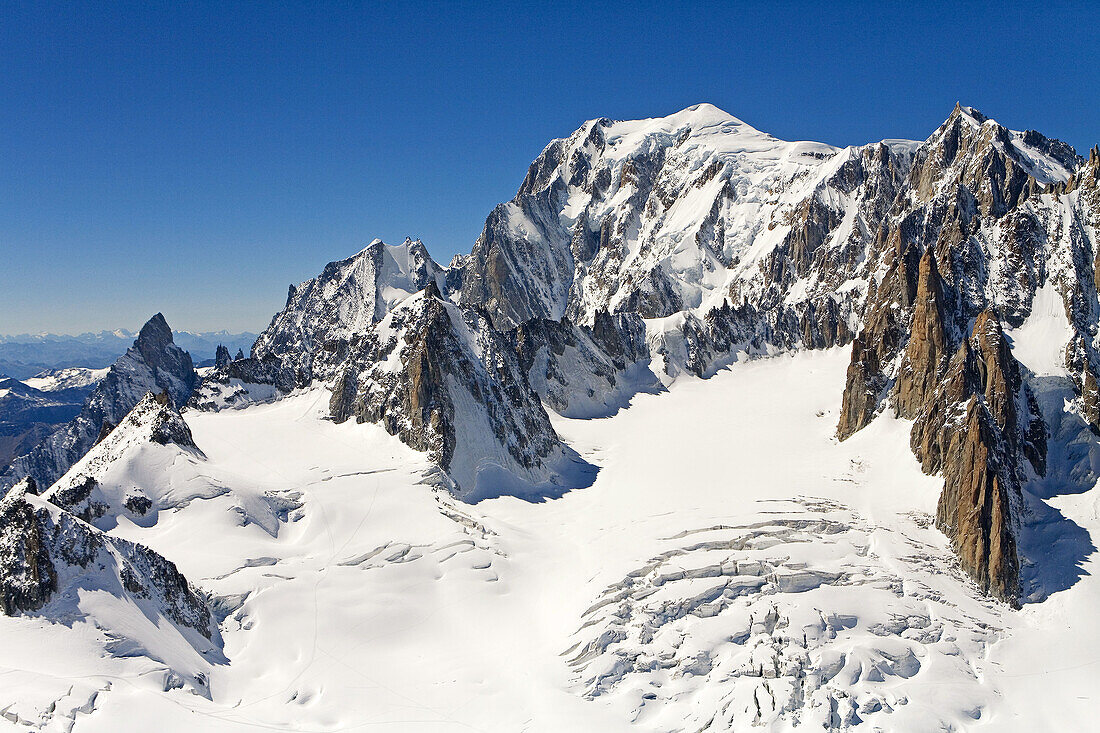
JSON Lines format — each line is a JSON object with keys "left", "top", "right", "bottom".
{"left": 2, "top": 345, "right": 1096, "bottom": 731}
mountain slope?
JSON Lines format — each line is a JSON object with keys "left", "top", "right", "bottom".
{"left": 45, "top": 392, "right": 299, "bottom": 537}
{"left": 328, "top": 284, "right": 597, "bottom": 501}
{"left": 455, "top": 103, "right": 845, "bottom": 328}
{"left": 0, "top": 478, "right": 222, "bottom": 706}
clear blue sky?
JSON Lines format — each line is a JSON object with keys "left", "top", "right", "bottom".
{"left": 3, "top": 1, "right": 1098, "bottom": 334}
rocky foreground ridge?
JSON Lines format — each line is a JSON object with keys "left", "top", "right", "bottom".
{"left": 0, "top": 477, "right": 217, "bottom": 651}
{"left": 191, "top": 103, "right": 1100, "bottom": 605}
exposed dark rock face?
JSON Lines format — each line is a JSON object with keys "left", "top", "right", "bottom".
{"left": 832, "top": 103, "right": 1092, "bottom": 602}
{"left": 510, "top": 311, "right": 655, "bottom": 418}
{"left": 189, "top": 353, "right": 297, "bottom": 410}
{"left": 899, "top": 313, "right": 1046, "bottom": 601}
{"left": 145, "top": 391, "right": 199, "bottom": 447}
{"left": 0, "top": 478, "right": 56, "bottom": 615}
{"left": 214, "top": 345, "right": 231, "bottom": 369}
{"left": 0, "top": 478, "right": 215, "bottom": 638}
{"left": 895, "top": 250, "right": 951, "bottom": 419}
{"left": 1, "top": 314, "right": 198, "bottom": 492}
{"left": 329, "top": 285, "right": 594, "bottom": 501}
{"left": 936, "top": 399, "right": 1019, "bottom": 602}
{"left": 45, "top": 475, "right": 106, "bottom": 525}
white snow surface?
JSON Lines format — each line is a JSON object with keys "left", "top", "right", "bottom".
{"left": 1, "top": 348, "right": 1096, "bottom": 731}
{"left": 42, "top": 394, "right": 297, "bottom": 538}
{"left": 1007, "top": 280, "right": 1075, "bottom": 377}
{"left": 22, "top": 367, "right": 109, "bottom": 393}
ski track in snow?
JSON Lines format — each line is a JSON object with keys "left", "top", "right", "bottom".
{"left": 0, "top": 349, "right": 1098, "bottom": 731}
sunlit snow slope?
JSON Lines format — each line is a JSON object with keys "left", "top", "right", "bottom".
{"left": 1, "top": 349, "right": 1095, "bottom": 731}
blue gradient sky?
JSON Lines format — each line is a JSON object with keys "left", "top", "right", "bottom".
{"left": 3, "top": 1, "right": 1098, "bottom": 334}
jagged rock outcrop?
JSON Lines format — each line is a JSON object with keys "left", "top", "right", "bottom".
{"left": 895, "top": 250, "right": 951, "bottom": 419}
{"left": 252, "top": 237, "right": 445, "bottom": 383}
{"left": 510, "top": 310, "right": 656, "bottom": 417}
{"left": 899, "top": 313, "right": 1046, "bottom": 601}
{"left": 1, "top": 314, "right": 198, "bottom": 492}
{"left": 834, "top": 103, "right": 1086, "bottom": 602}
{"left": 937, "top": 400, "right": 1019, "bottom": 601}
{"left": 0, "top": 478, "right": 215, "bottom": 639}
{"left": 214, "top": 344, "right": 231, "bottom": 368}
{"left": 189, "top": 353, "right": 297, "bottom": 411}
{"left": 328, "top": 284, "right": 595, "bottom": 501}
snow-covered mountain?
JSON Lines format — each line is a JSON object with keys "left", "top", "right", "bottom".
{"left": 454, "top": 103, "right": 847, "bottom": 328}
{"left": 252, "top": 237, "right": 446, "bottom": 383}
{"left": 327, "top": 283, "right": 596, "bottom": 501}
{"left": 3, "top": 104, "right": 1100, "bottom": 730}
{"left": 21, "top": 367, "right": 110, "bottom": 395}
{"left": 0, "top": 314, "right": 199, "bottom": 492}
{"left": 0, "top": 477, "right": 222, "bottom": 710}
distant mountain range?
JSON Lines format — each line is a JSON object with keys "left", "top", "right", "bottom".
{"left": 0, "top": 329, "right": 256, "bottom": 378}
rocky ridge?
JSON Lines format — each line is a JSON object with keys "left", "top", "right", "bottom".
{"left": 327, "top": 283, "right": 596, "bottom": 501}
{"left": 833, "top": 105, "right": 1094, "bottom": 601}
{"left": 0, "top": 477, "right": 217, "bottom": 646}
{"left": 252, "top": 237, "right": 445, "bottom": 383}
{"left": 43, "top": 392, "right": 205, "bottom": 528}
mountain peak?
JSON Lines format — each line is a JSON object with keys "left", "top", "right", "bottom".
{"left": 252, "top": 236, "right": 445, "bottom": 381}
{"left": 136, "top": 312, "right": 173, "bottom": 351}
{"left": 950, "top": 102, "right": 990, "bottom": 126}
{"left": 1, "top": 312, "right": 198, "bottom": 492}
{"left": 651, "top": 102, "right": 753, "bottom": 134}
{"left": 677, "top": 102, "right": 734, "bottom": 119}
{"left": 933, "top": 103, "right": 1079, "bottom": 184}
